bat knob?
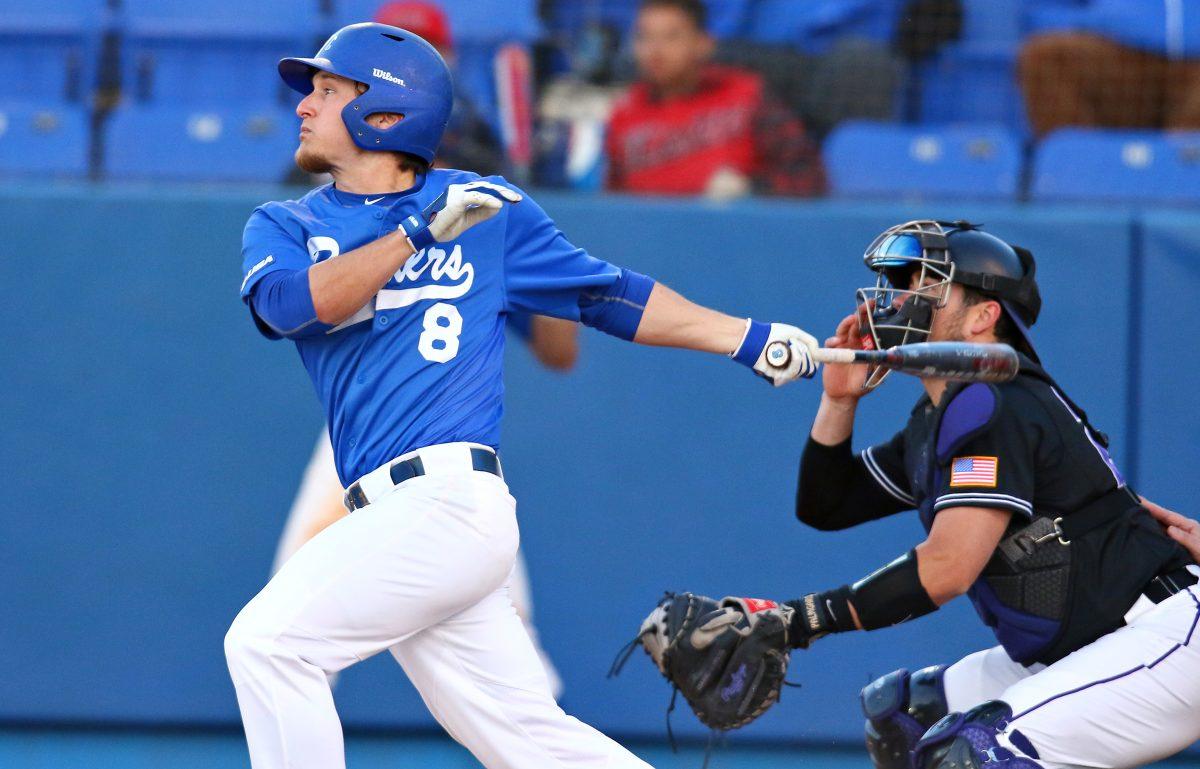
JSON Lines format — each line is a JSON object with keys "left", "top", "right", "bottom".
{"left": 766, "top": 341, "right": 791, "bottom": 369}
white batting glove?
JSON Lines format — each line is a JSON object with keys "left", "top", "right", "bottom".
{"left": 400, "top": 181, "right": 522, "bottom": 251}
{"left": 731, "top": 319, "right": 820, "bottom": 386}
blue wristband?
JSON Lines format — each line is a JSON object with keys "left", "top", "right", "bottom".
{"left": 732, "top": 319, "right": 771, "bottom": 367}
{"left": 400, "top": 213, "right": 436, "bottom": 251}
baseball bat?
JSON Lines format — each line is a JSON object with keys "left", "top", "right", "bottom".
{"left": 767, "top": 341, "right": 1020, "bottom": 382}
{"left": 814, "top": 341, "right": 1019, "bottom": 382}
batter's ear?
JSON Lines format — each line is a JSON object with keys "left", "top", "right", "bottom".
{"left": 365, "top": 112, "right": 404, "bottom": 130}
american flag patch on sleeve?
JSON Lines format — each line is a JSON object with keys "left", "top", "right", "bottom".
{"left": 950, "top": 456, "right": 998, "bottom": 487}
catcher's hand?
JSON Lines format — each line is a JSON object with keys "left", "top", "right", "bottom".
{"left": 635, "top": 592, "right": 794, "bottom": 731}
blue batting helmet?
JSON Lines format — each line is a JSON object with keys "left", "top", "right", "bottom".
{"left": 279, "top": 22, "right": 453, "bottom": 163}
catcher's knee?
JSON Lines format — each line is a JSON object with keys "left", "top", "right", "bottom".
{"left": 861, "top": 665, "right": 949, "bottom": 769}
{"left": 914, "top": 701, "right": 1043, "bottom": 769}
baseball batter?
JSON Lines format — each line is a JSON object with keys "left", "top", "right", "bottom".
{"left": 226, "top": 22, "right": 820, "bottom": 769}
{"left": 638, "top": 221, "right": 1199, "bottom": 769}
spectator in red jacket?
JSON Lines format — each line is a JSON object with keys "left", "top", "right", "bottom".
{"left": 606, "top": 0, "right": 824, "bottom": 198}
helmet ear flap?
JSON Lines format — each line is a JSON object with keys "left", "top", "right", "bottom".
{"left": 1011, "top": 245, "right": 1037, "bottom": 279}
{"left": 1007, "top": 245, "right": 1041, "bottom": 325}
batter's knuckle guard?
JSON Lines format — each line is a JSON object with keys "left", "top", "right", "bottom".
{"left": 861, "top": 665, "right": 949, "bottom": 769}
{"left": 279, "top": 22, "right": 453, "bottom": 163}
{"left": 633, "top": 592, "right": 792, "bottom": 731}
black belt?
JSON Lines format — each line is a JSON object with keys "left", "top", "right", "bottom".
{"left": 1144, "top": 566, "right": 1198, "bottom": 604}
{"left": 344, "top": 447, "right": 502, "bottom": 512}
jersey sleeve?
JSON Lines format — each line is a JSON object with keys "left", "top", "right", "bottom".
{"left": 796, "top": 430, "right": 913, "bottom": 530}
{"left": 239, "top": 208, "right": 311, "bottom": 301}
{"left": 931, "top": 401, "right": 1037, "bottom": 520}
{"left": 496, "top": 180, "right": 623, "bottom": 320}
{"left": 859, "top": 429, "right": 916, "bottom": 508}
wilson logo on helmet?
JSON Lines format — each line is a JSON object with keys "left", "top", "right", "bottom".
{"left": 372, "top": 68, "right": 407, "bottom": 87}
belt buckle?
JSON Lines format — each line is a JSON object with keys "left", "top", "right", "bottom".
{"left": 344, "top": 483, "right": 369, "bottom": 512}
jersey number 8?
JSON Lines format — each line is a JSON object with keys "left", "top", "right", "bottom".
{"left": 418, "top": 302, "right": 463, "bottom": 363}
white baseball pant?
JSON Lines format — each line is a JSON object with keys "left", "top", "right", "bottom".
{"left": 226, "top": 442, "right": 650, "bottom": 769}
{"left": 272, "top": 429, "right": 563, "bottom": 696}
{"left": 943, "top": 574, "right": 1200, "bottom": 769}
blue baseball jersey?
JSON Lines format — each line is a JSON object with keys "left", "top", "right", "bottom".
{"left": 240, "top": 169, "right": 623, "bottom": 485}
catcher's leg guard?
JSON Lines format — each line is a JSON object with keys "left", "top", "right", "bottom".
{"left": 861, "top": 665, "right": 949, "bottom": 769}
{"left": 913, "top": 701, "right": 1043, "bottom": 769}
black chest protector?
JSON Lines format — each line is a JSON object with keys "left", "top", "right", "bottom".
{"left": 925, "top": 361, "right": 1189, "bottom": 667}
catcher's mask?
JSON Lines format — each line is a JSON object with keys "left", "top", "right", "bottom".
{"left": 856, "top": 220, "right": 1042, "bottom": 389}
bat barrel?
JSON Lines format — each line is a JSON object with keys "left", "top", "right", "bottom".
{"left": 813, "top": 343, "right": 1019, "bottom": 382}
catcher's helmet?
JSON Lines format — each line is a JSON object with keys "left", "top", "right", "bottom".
{"left": 857, "top": 220, "right": 1041, "bottom": 388}
{"left": 279, "top": 22, "right": 453, "bottom": 163}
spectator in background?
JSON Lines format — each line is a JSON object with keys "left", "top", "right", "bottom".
{"left": 1018, "top": 0, "right": 1200, "bottom": 136}
{"left": 605, "top": 0, "right": 823, "bottom": 199}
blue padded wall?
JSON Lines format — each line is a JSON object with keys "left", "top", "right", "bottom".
{"left": 1135, "top": 210, "right": 1200, "bottom": 510}
{"left": 0, "top": 186, "right": 1188, "bottom": 749}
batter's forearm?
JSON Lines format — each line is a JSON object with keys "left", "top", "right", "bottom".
{"left": 309, "top": 230, "right": 415, "bottom": 325}
{"left": 632, "top": 283, "right": 747, "bottom": 354}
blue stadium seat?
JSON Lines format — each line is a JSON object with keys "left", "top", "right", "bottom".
{"left": 825, "top": 121, "right": 1023, "bottom": 200}
{"left": 1031, "top": 129, "right": 1200, "bottom": 204}
{"left": 105, "top": 104, "right": 298, "bottom": 182}
{"left": 333, "top": 0, "right": 540, "bottom": 44}
{"left": 961, "top": 0, "right": 1022, "bottom": 45}
{"left": 539, "top": 0, "right": 750, "bottom": 39}
{"left": 120, "top": 0, "right": 318, "bottom": 37}
{"left": 917, "top": 43, "right": 1028, "bottom": 134}
{"left": 119, "top": 0, "right": 319, "bottom": 105}
{"left": 0, "top": 0, "right": 108, "bottom": 104}
{"left": 1024, "top": 0, "right": 1105, "bottom": 37}
{"left": 0, "top": 102, "right": 90, "bottom": 177}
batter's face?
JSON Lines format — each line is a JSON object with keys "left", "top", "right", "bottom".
{"left": 294, "top": 72, "right": 360, "bottom": 173}
{"left": 633, "top": 5, "right": 714, "bottom": 93}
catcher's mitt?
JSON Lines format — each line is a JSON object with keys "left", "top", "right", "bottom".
{"left": 631, "top": 592, "right": 794, "bottom": 731}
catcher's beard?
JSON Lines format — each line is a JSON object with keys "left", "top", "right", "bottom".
{"left": 295, "top": 145, "right": 334, "bottom": 174}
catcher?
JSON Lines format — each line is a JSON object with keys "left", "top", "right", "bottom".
{"left": 633, "top": 221, "right": 1200, "bottom": 769}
